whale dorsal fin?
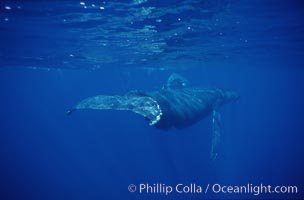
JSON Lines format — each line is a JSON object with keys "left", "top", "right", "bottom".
{"left": 166, "top": 73, "right": 188, "bottom": 89}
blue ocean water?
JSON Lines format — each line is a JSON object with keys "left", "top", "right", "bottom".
{"left": 0, "top": 0, "right": 304, "bottom": 199}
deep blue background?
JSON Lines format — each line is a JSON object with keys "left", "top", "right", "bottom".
{"left": 0, "top": 0, "right": 304, "bottom": 199}
{"left": 1, "top": 66, "right": 303, "bottom": 199}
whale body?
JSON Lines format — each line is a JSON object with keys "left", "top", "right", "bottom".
{"left": 67, "top": 74, "right": 238, "bottom": 159}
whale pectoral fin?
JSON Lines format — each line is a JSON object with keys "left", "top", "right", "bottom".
{"left": 66, "top": 95, "right": 122, "bottom": 116}
{"left": 125, "top": 90, "right": 147, "bottom": 97}
{"left": 211, "top": 110, "right": 221, "bottom": 160}
{"left": 66, "top": 109, "right": 76, "bottom": 116}
{"left": 74, "top": 95, "right": 124, "bottom": 110}
{"left": 68, "top": 93, "right": 162, "bottom": 125}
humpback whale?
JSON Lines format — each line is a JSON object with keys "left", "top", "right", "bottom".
{"left": 67, "top": 74, "right": 238, "bottom": 159}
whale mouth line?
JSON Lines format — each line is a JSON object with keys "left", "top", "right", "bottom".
{"left": 71, "top": 94, "right": 163, "bottom": 125}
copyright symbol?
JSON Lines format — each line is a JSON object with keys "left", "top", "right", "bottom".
{"left": 128, "top": 184, "right": 136, "bottom": 192}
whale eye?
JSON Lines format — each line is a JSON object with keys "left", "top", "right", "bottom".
{"left": 167, "top": 73, "right": 188, "bottom": 89}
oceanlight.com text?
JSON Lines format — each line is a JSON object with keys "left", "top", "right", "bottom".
{"left": 128, "top": 183, "right": 298, "bottom": 196}
{"left": 211, "top": 183, "right": 298, "bottom": 196}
